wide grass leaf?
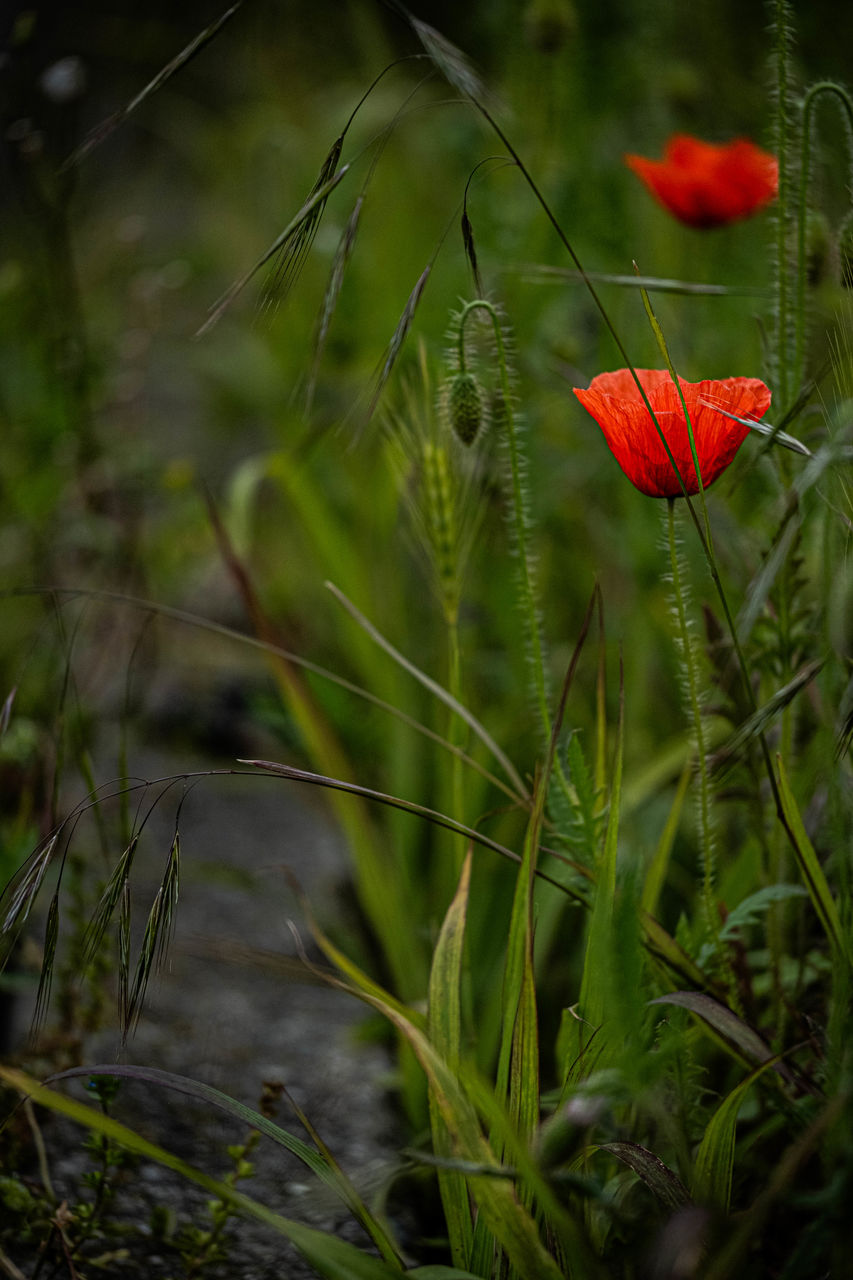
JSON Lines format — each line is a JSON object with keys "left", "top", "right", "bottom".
{"left": 50, "top": 1062, "right": 402, "bottom": 1265}
{"left": 0, "top": 1066, "right": 405, "bottom": 1278}
{"left": 776, "top": 752, "right": 851, "bottom": 964}
{"left": 428, "top": 851, "right": 475, "bottom": 1267}
{"left": 691, "top": 1058, "right": 778, "bottom": 1212}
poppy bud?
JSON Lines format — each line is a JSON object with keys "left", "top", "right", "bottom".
{"left": 449, "top": 371, "right": 483, "bottom": 446}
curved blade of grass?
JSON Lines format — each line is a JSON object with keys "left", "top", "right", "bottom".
{"left": 691, "top": 1057, "right": 779, "bottom": 1212}
{"left": 348, "top": 989, "right": 564, "bottom": 1278}
{"left": 595, "top": 1141, "right": 691, "bottom": 1211}
{"left": 49, "top": 1063, "right": 402, "bottom": 1266}
{"left": 240, "top": 760, "right": 580, "bottom": 902}
{"left": 0, "top": 687, "right": 14, "bottom": 737}
{"left": 570, "top": 658, "right": 625, "bottom": 1077}
{"left": 650, "top": 992, "right": 797, "bottom": 1088}
{"left": 428, "top": 851, "right": 475, "bottom": 1266}
{"left": 0, "top": 1065, "right": 405, "bottom": 1279}
{"left": 776, "top": 753, "right": 851, "bottom": 963}
{"left": 407, "top": 1269, "right": 486, "bottom": 1279}
{"left": 702, "top": 403, "right": 812, "bottom": 456}
{"left": 62, "top": 3, "right": 244, "bottom": 170}
{"left": 710, "top": 660, "right": 825, "bottom": 775}
{"left": 326, "top": 581, "right": 528, "bottom": 801}
{"left": 2, "top": 585, "right": 521, "bottom": 807}
{"left": 718, "top": 884, "right": 808, "bottom": 941}
{"left": 300, "top": 907, "right": 606, "bottom": 1279}
{"left": 206, "top": 498, "right": 422, "bottom": 999}
{"left": 640, "top": 915, "right": 714, "bottom": 992}
{"left": 507, "top": 263, "right": 772, "bottom": 297}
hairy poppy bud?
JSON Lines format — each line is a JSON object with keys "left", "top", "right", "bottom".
{"left": 449, "top": 371, "right": 483, "bottom": 446}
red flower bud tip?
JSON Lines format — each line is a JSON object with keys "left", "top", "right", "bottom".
{"left": 625, "top": 135, "right": 778, "bottom": 228}
{"left": 573, "top": 368, "right": 771, "bottom": 497}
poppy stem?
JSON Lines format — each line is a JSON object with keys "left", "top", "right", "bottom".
{"left": 771, "top": 0, "right": 795, "bottom": 408}
{"left": 794, "top": 80, "right": 853, "bottom": 388}
{"left": 666, "top": 498, "right": 717, "bottom": 942}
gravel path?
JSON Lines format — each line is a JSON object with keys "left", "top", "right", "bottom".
{"left": 5, "top": 747, "right": 400, "bottom": 1278}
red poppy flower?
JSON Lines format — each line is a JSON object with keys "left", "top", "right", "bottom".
{"left": 624, "top": 135, "right": 778, "bottom": 228}
{"left": 573, "top": 369, "right": 771, "bottom": 497}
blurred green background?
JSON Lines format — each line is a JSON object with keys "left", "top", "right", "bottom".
{"left": 1, "top": 0, "right": 849, "bottom": 947}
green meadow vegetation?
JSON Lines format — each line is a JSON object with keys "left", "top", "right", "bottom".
{"left": 1, "top": 0, "right": 851, "bottom": 1275}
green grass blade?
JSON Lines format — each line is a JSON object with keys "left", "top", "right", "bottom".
{"left": 300, "top": 928, "right": 565, "bottom": 1280}
{"left": 691, "top": 1058, "right": 778, "bottom": 1212}
{"left": 594, "top": 1141, "right": 691, "bottom": 1211}
{"left": 63, "top": 3, "right": 244, "bottom": 169}
{"left": 428, "top": 851, "right": 475, "bottom": 1267}
{"left": 640, "top": 761, "right": 691, "bottom": 917}
{"left": 776, "top": 753, "right": 851, "bottom": 963}
{"left": 50, "top": 1062, "right": 403, "bottom": 1266}
{"left": 326, "top": 581, "right": 529, "bottom": 801}
{"left": 0, "top": 1066, "right": 404, "bottom": 1279}
{"left": 571, "top": 666, "right": 625, "bottom": 1077}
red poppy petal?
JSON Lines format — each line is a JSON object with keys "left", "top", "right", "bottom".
{"left": 625, "top": 134, "right": 778, "bottom": 229}
{"left": 574, "top": 371, "right": 772, "bottom": 498}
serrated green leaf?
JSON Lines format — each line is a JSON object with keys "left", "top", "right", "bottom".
{"left": 719, "top": 883, "right": 808, "bottom": 941}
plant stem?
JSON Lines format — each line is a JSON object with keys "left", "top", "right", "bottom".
{"left": 667, "top": 499, "right": 716, "bottom": 940}
{"left": 457, "top": 300, "right": 552, "bottom": 747}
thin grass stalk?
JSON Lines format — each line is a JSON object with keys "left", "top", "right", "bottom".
{"left": 205, "top": 497, "right": 424, "bottom": 1000}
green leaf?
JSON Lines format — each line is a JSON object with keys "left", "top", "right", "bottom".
{"left": 650, "top": 992, "right": 797, "bottom": 1089}
{"left": 596, "top": 1141, "right": 691, "bottom": 1211}
{"left": 50, "top": 1062, "right": 402, "bottom": 1266}
{"left": 570, "top": 669, "right": 624, "bottom": 1078}
{"left": 0, "top": 1066, "right": 404, "bottom": 1279}
{"left": 718, "top": 884, "right": 808, "bottom": 941}
{"left": 428, "top": 851, "right": 475, "bottom": 1267}
{"left": 408, "top": 1270, "right": 487, "bottom": 1279}
{"left": 691, "top": 1058, "right": 778, "bottom": 1212}
{"left": 776, "top": 753, "right": 850, "bottom": 964}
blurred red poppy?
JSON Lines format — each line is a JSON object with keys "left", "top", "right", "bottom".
{"left": 573, "top": 369, "right": 771, "bottom": 497}
{"left": 624, "top": 135, "right": 778, "bottom": 228}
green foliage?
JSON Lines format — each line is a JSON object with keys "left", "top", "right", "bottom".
{"left": 1, "top": 0, "right": 852, "bottom": 1276}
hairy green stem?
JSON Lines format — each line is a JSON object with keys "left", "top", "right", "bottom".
{"left": 667, "top": 500, "right": 716, "bottom": 938}
{"left": 457, "top": 300, "right": 552, "bottom": 745}
{"left": 794, "top": 80, "right": 853, "bottom": 386}
{"left": 773, "top": 0, "right": 794, "bottom": 407}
